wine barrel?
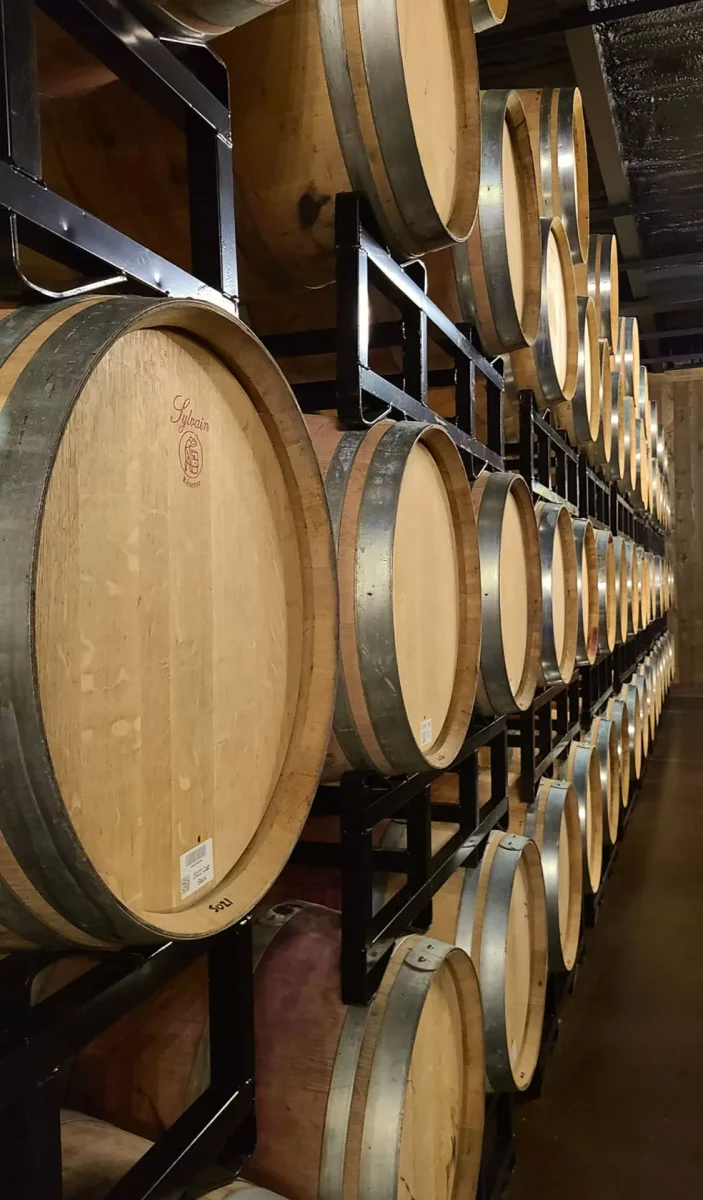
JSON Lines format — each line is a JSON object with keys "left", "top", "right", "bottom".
{"left": 628, "top": 416, "right": 649, "bottom": 512}
{"left": 518, "top": 88, "right": 589, "bottom": 263}
{"left": 605, "top": 697, "right": 631, "bottom": 809}
{"left": 637, "top": 546, "right": 651, "bottom": 628}
{"left": 510, "top": 779, "right": 582, "bottom": 973}
{"left": 471, "top": 0, "right": 509, "bottom": 32}
{"left": 553, "top": 295, "right": 600, "bottom": 446}
{"left": 638, "top": 365, "right": 652, "bottom": 446}
{"left": 637, "top": 664, "right": 657, "bottom": 741}
{"left": 603, "top": 356, "right": 625, "bottom": 482}
{"left": 619, "top": 681, "right": 644, "bottom": 781}
{"left": 560, "top": 742, "right": 603, "bottom": 895}
{"left": 572, "top": 518, "right": 599, "bottom": 666}
{"left": 582, "top": 717, "right": 620, "bottom": 846}
{"left": 624, "top": 539, "right": 640, "bottom": 635}
{"left": 616, "top": 316, "right": 640, "bottom": 398}
{"left": 427, "top": 90, "right": 540, "bottom": 355}
{"left": 60, "top": 904, "right": 487, "bottom": 1200}
{"left": 647, "top": 556, "right": 657, "bottom": 619}
{"left": 41, "top": 0, "right": 481, "bottom": 289}
{"left": 535, "top": 502, "right": 578, "bottom": 685}
{"left": 0, "top": 297, "right": 337, "bottom": 949}
{"left": 473, "top": 472, "right": 542, "bottom": 715}
{"left": 507, "top": 217, "right": 578, "bottom": 408}
{"left": 632, "top": 672, "right": 651, "bottom": 759}
{"left": 586, "top": 233, "right": 619, "bottom": 347}
{"left": 61, "top": 1111, "right": 276, "bottom": 1200}
{"left": 428, "top": 831, "right": 547, "bottom": 1092}
{"left": 612, "top": 535, "right": 630, "bottom": 645}
{"left": 223, "top": 0, "right": 482, "bottom": 275}
{"left": 619, "top": 394, "right": 638, "bottom": 494}
{"left": 308, "top": 415, "right": 480, "bottom": 778}
{"left": 584, "top": 339, "right": 613, "bottom": 469}
{"left": 593, "top": 529, "right": 617, "bottom": 654}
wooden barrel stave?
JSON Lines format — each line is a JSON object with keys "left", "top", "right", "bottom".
{"left": 586, "top": 233, "right": 619, "bottom": 348}
{"left": 0, "top": 297, "right": 337, "bottom": 947}
{"left": 584, "top": 338, "right": 613, "bottom": 469}
{"left": 612, "top": 535, "right": 630, "bottom": 645}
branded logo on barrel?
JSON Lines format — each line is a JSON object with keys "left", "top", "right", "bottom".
{"left": 171, "top": 396, "right": 209, "bottom": 488}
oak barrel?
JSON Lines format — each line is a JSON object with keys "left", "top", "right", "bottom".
{"left": 624, "top": 539, "right": 640, "bottom": 635}
{"left": 0, "top": 297, "right": 337, "bottom": 949}
{"left": 507, "top": 217, "right": 578, "bottom": 408}
{"left": 60, "top": 903, "right": 487, "bottom": 1200}
{"left": 616, "top": 316, "right": 641, "bottom": 398}
{"left": 583, "top": 717, "right": 620, "bottom": 846}
{"left": 473, "top": 472, "right": 542, "bottom": 715}
{"left": 534, "top": 502, "right": 578, "bottom": 685}
{"left": 572, "top": 518, "right": 599, "bottom": 666}
{"left": 593, "top": 528, "right": 617, "bottom": 654}
{"left": 584, "top": 338, "right": 613, "bottom": 469}
{"left": 561, "top": 742, "right": 603, "bottom": 894}
{"left": 605, "top": 697, "right": 631, "bottom": 809}
{"left": 637, "top": 546, "right": 651, "bottom": 627}
{"left": 427, "top": 90, "right": 540, "bottom": 355}
{"left": 518, "top": 88, "right": 590, "bottom": 263}
{"left": 612, "top": 535, "right": 630, "bottom": 645}
{"left": 509, "top": 779, "right": 582, "bottom": 973}
{"left": 41, "top": 0, "right": 481, "bottom": 289}
{"left": 471, "top": 0, "right": 509, "bottom": 32}
{"left": 308, "top": 415, "right": 480, "bottom": 778}
{"left": 638, "top": 365, "right": 652, "bottom": 447}
{"left": 429, "top": 832, "right": 547, "bottom": 1092}
{"left": 553, "top": 295, "right": 600, "bottom": 446}
{"left": 61, "top": 1111, "right": 276, "bottom": 1200}
{"left": 586, "top": 233, "right": 619, "bottom": 347}
{"left": 632, "top": 672, "right": 652, "bottom": 759}
{"left": 619, "top": 682, "right": 644, "bottom": 781}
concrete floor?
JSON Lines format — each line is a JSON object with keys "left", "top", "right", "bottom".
{"left": 506, "top": 689, "right": 703, "bottom": 1200}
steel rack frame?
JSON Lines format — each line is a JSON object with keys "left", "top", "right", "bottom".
{"left": 510, "top": 678, "right": 581, "bottom": 804}
{"left": 263, "top": 193, "right": 505, "bottom": 475}
{"left": 579, "top": 456, "right": 611, "bottom": 528}
{"left": 293, "top": 718, "right": 509, "bottom": 1006}
{"left": 0, "top": 922, "right": 256, "bottom": 1200}
{"left": 0, "top": 0, "right": 237, "bottom": 308}
{"left": 504, "top": 391, "right": 579, "bottom": 511}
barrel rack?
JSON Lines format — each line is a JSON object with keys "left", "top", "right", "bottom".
{"left": 0, "top": 5, "right": 673, "bottom": 1200}
{"left": 0, "top": 4, "right": 258, "bottom": 1199}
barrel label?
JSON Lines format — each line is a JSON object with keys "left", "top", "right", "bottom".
{"left": 420, "top": 717, "right": 433, "bottom": 747}
{"left": 180, "top": 837, "right": 214, "bottom": 899}
{"left": 171, "top": 395, "right": 208, "bottom": 489}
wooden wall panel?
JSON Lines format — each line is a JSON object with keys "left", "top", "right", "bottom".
{"left": 650, "top": 369, "right": 703, "bottom": 684}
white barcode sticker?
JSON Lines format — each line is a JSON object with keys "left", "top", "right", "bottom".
{"left": 420, "top": 718, "right": 433, "bottom": 747}
{"left": 180, "top": 837, "right": 214, "bottom": 899}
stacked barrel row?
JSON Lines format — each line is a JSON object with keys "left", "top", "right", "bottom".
{"left": 9, "top": 6, "right": 676, "bottom": 1200}
{"left": 44, "top": 630, "right": 676, "bottom": 1200}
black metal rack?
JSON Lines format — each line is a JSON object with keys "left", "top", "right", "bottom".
{"left": 0, "top": 5, "right": 256, "bottom": 1197}
{"left": 0, "top": 923, "right": 256, "bottom": 1200}
{"left": 510, "top": 678, "right": 581, "bottom": 804}
{"left": 504, "top": 391, "right": 579, "bottom": 511}
{"left": 264, "top": 192, "right": 505, "bottom": 473}
{"left": 0, "top": 0, "right": 237, "bottom": 307}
